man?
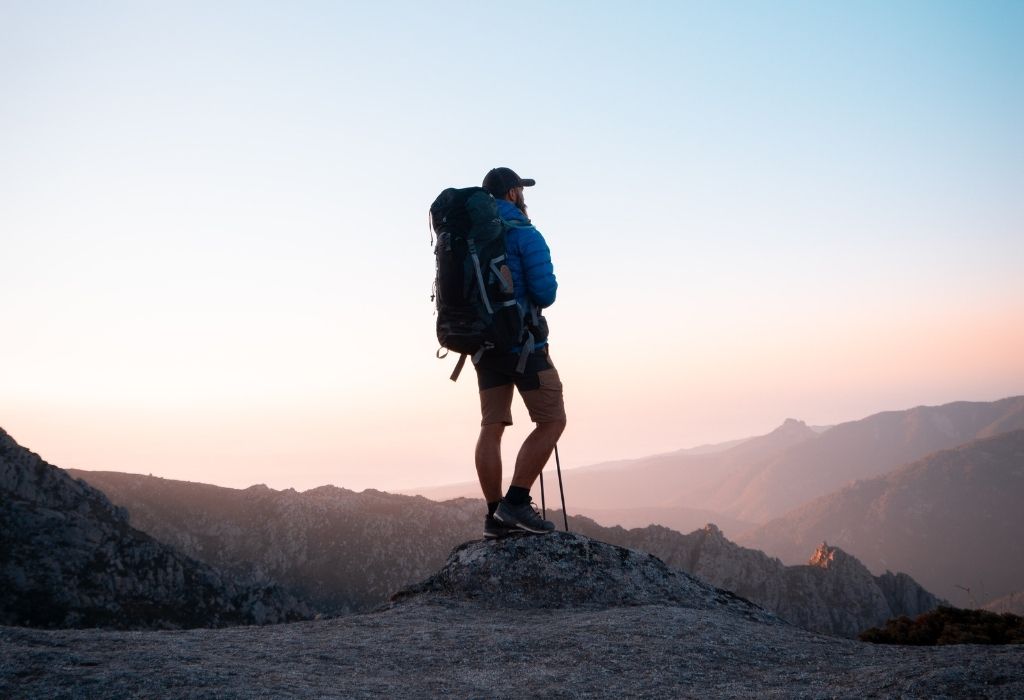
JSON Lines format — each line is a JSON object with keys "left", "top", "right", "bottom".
{"left": 476, "top": 167, "right": 567, "bottom": 538}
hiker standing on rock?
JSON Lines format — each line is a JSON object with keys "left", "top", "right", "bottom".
{"left": 475, "top": 168, "right": 566, "bottom": 538}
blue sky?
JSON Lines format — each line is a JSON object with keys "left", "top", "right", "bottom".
{"left": 2, "top": 1, "right": 1022, "bottom": 491}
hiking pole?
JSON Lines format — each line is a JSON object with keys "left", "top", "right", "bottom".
{"left": 539, "top": 472, "right": 546, "bottom": 519}
{"left": 554, "top": 443, "right": 569, "bottom": 531}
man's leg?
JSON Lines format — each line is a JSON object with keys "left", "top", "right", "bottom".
{"left": 511, "top": 363, "right": 567, "bottom": 490}
{"left": 494, "top": 360, "right": 566, "bottom": 533}
{"left": 477, "top": 382, "right": 516, "bottom": 538}
{"left": 510, "top": 418, "right": 566, "bottom": 489}
{"left": 476, "top": 382, "right": 514, "bottom": 506}
{"left": 475, "top": 423, "right": 505, "bottom": 504}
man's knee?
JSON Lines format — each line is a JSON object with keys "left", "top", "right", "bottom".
{"left": 479, "top": 423, "right": 506, "bottom": 441}
{"left": 539, "top": 417, "right": 567, "bottom": 439}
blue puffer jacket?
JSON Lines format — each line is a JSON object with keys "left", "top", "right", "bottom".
{"left": 497, "top": 199, "right": 558, "bottom": 313}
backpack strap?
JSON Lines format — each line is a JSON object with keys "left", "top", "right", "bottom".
{"left": 515, "top": 331, "right": 536, "bottom": 374}
{"left": 449, "top": 353, "right": 468, "bottom": 382}
{"left": 449, "top": 344, "right": 491, "bottom": 382}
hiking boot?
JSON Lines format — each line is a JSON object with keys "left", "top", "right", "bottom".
{"left": 494, "top": 499, "right": 555, "bottom": 534}
{"left": 483, "top": 515, "right": 518, "bottom": 540}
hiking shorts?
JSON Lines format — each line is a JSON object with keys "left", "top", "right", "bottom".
{"left": 475, "top": 347, "right": 566, "bottom": 426}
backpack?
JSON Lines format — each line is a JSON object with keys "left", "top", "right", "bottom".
{"left": 430, "top": 187, "right": 535, "bottom": 381}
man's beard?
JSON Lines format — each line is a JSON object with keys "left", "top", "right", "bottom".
{"left": 513, "top": 190, "right": 528, "bottom": 216}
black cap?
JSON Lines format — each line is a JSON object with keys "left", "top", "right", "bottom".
{"left": 482, "top": 167, "right": 536, "bottom": 197}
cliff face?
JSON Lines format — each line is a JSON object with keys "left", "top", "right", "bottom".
{"left": 0, "top": 428, "right": 311, "bottom": 629}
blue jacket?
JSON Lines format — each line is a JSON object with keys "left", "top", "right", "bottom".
{"left": 496, "top": 199, "right": 558, "bottom": 314}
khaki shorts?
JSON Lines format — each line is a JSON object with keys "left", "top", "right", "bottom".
{"left": 475, "top": 348, "right": 566, "bottom": 426}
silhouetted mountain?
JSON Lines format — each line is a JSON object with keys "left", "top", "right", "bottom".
{"left": 0, "top": 428, "right": 311, "bottom": 629}
{"left": 712, "top": 397, "right": 1024, "bottom": 522}
{"left": 986, "top": 592, "right": 1024, "bottom": 616}
{"left": 564, "top": 505, "right": 756, "bottom": 538}
{"left": 740, "top": 429, "right": 1024, "bottom": 608}
{"left": 71, "top": 469, "right": 937, "bottom": 637}
{"left": 427, "top": 417, "right": 816, "bottom": 536}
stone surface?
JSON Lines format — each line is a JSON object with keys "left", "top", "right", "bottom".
{"left": 1, "top": 548, "right": 1022, "bottom": 697}
{"left": 391, "top": 531, "right": 777, "bottom": 625}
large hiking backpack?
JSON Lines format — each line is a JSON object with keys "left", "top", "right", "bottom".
{"left": 430, "top": 186, "right": 534, "bottom": 381}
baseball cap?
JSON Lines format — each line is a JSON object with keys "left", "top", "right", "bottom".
{"left": 482, "top": 167, "right": 536, "bottom": 197}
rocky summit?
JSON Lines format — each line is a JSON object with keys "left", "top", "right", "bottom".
{"left": 392, "top": 531, "right": 778, "bottom": 624}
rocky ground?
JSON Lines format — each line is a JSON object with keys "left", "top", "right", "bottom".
{"left": 2, "top": 599, "right": 1023, "bottom": 699}
{"left": 2, "top": 533, "right": 1022, "bottom": 699}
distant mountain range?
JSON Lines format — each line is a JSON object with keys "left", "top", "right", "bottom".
{"left": 739, "top": 429, "right": 1024, "bottom": 608}
{"left": 571, "top": 520, "right": 939, "bottom": 639}
{"left": 986, "top": 591, "right": 1024, "bottom": 616}
{"left": 65, "top": 470, "right": 481, "bottom": 615}
{"left": 0, "top": 428, "right": 310, "bottom": 629}
{"left": 715, "top": 396, "right": 1024, "bottom": 522}
{"left": 70, "top": 468, "right": 937, "bottom": 637}
{"left": 411, "top": 396, "right": 1024, "bottom": 530}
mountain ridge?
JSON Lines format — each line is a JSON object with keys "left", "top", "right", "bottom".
{"left": 739, "top": 428, "right": 1024, "bottom": 607}
{"left": 0, "top": 427, "right": 311, "bottom": 629}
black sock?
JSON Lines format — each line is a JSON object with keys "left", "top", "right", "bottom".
{"left": 505, "top": 486, "right": 530, "bottom": 506}
{"left": 487, "top": 501, "right": 499, "bottom": 517}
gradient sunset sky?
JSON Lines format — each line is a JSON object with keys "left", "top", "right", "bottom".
{"left": 3, "top": 1, "right": 1022, "bottom": 493}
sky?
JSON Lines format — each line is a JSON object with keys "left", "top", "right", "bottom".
{"left": 2, "top": 1, "right": 1022, "bottom": 494}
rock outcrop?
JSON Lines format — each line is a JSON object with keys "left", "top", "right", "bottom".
{"left": 0, "top": 428, "right": 312, "bottom": 629}
{"left": 392, "top": 531, "right": 778, "bottom": 625}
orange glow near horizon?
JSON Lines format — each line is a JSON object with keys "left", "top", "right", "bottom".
{"left": 5, "top": 303, "right": 1021, "bottom": 495}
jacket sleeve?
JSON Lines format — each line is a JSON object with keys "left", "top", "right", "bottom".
{"left": 520, "top": 226, "right": 558, "bottom": 308}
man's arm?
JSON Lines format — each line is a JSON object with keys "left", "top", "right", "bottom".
{"left": 520, "top": 227, "right": 557, "bottom": 308}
